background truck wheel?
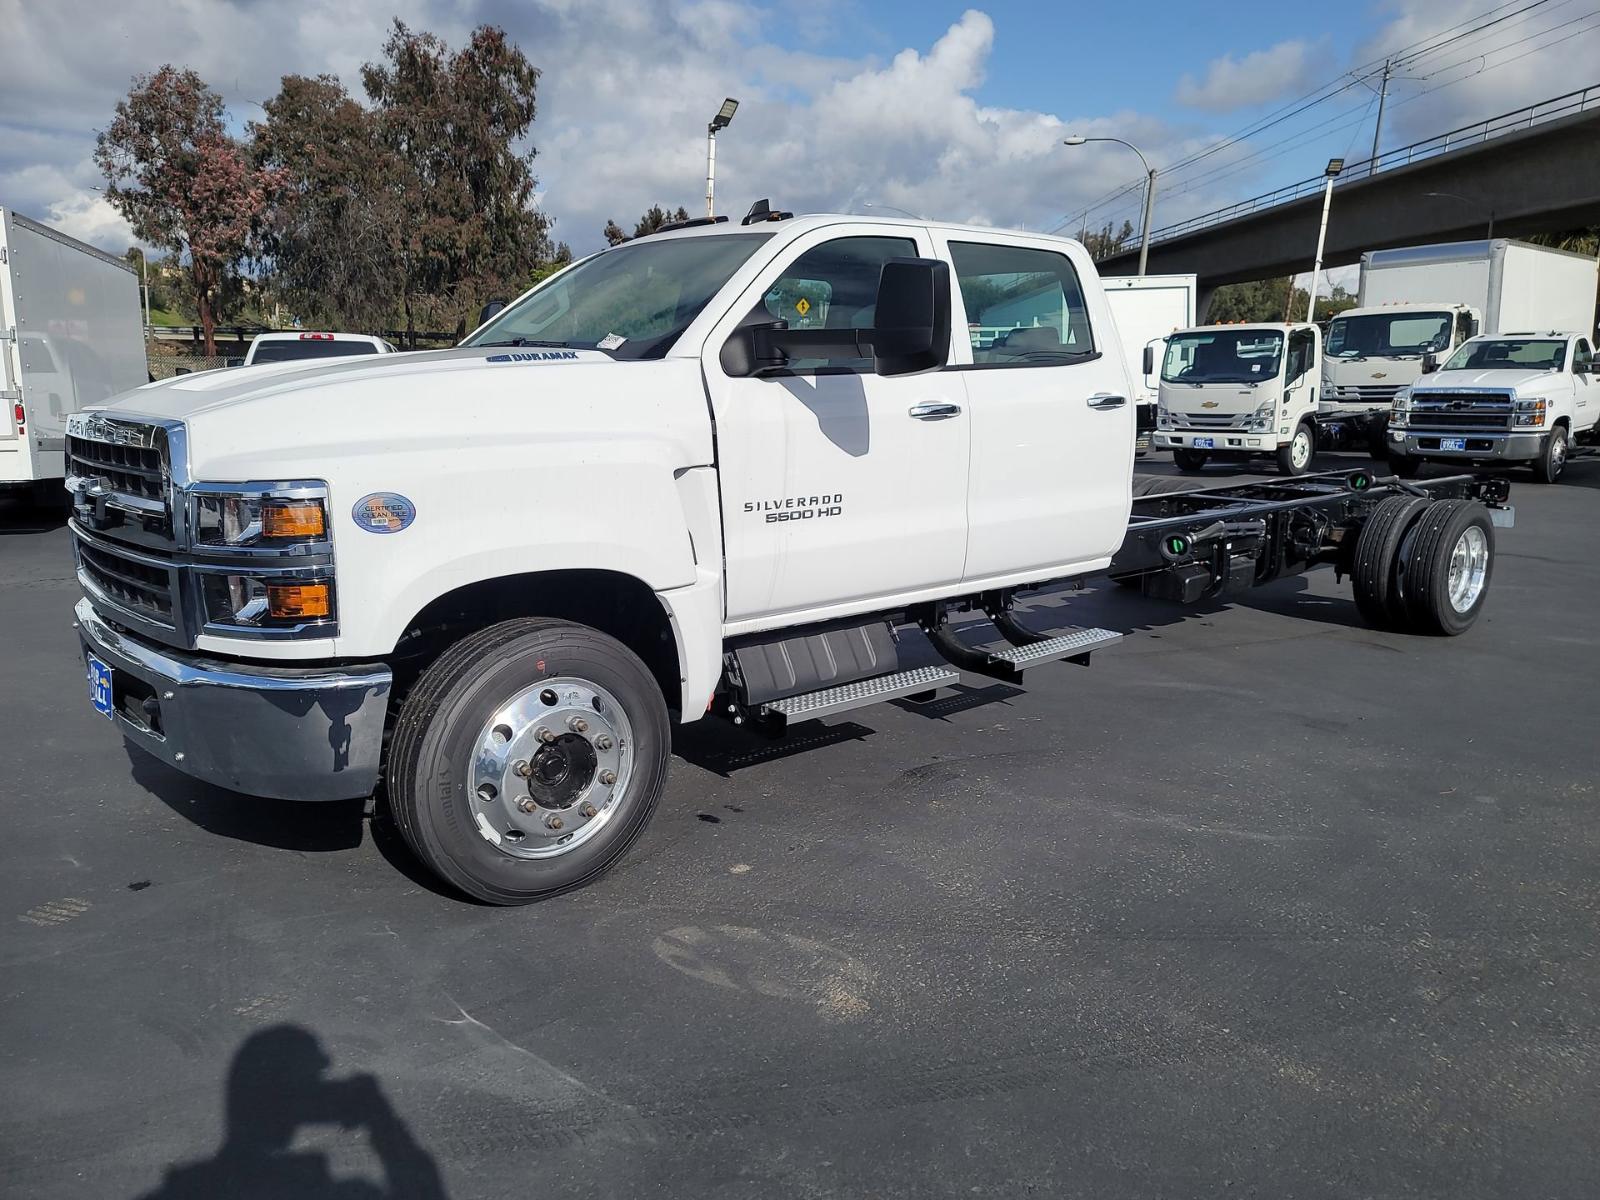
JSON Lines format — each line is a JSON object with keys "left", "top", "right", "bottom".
{"left": 1276, "top": 421, "right": 1315, "bottom": 476}
{"left": 1350, "top": 495, "right": 1431, "bottom": 631}
{"left": 1399, "top": 500, "right": 1495, "bottom": 636}
{"left": 1531, "top": 425, "right": 1569, "bottom": 484}
{"left": 387, "top": 617, "right": 670, "bottom": 904}
{"left": 1172, "top": 449, "right": 1210, "bottom": 472}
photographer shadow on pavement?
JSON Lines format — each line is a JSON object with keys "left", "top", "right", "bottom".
{"left": 135, "top": 1025, "right": 449, "bottom": 1200}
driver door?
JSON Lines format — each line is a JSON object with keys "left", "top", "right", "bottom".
{"left": 701, "top": 225, "right": 969, "bottom": 630}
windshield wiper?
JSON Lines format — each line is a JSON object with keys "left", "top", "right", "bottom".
{"left": 475, "top": 338, "right": 572, "bottom": 348}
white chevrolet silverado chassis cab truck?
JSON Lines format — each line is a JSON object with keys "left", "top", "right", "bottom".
{"left": 66, "top": 212, "right": 1514, "bottom": 903}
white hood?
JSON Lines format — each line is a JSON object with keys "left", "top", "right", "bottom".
{"left": 1415, "top": 367, "right": 1563, "bottom": 393}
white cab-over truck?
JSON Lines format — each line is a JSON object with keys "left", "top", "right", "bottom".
{"left": 1151, "top": 322, "right": 1324, "bottom": 476}
{"left": 2, "top": 208, "right": 147, "bottom": 502}
{"left": 1389, "top": 331, "right": 1598, "bottom": 482}
{"left": 1319, "top": 240, "right": 1600, "bottom": 452}
{"left": 66, "top": 210, "right": 1514, "bottom": 903}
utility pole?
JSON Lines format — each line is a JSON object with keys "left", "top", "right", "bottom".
{"left": 1367, "top": 58, "right": 1392, "bottom": 176}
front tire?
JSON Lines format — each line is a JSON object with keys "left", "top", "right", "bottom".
{"left": 1276, "top": 422, "right": 1315, "bottom": 476}
{"left": 1172, "top": 448, "right": 1210, "bottom": 472}
{"left": 1388, "top": 451, "right": 1422, "bottom": 479}
{"left": 387, "top": 618, "right": 670, "bottom": 904}
{"left": 1531, "top": 424, "right": 1569, "bottom": 484}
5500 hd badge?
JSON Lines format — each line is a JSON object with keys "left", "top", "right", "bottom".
{"left": 744, "top": 494, "right": 844, "bottom": 523}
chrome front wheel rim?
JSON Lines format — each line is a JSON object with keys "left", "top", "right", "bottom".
{"left": 1446, "top": 525, "right": 1490, "bottom": 613}
{"left": 469, "top": 676, "right": 634, "bottom": 859}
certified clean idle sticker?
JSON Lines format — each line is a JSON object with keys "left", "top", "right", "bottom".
{"left": 352, "top": 493, "right": 416, "bottom": 534}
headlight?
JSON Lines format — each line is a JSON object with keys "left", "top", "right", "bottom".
{"left": 1390, "top": 389, "right": 1411, "bottom": 427}
{"left": 193, "top": 485, "right": 329, "bottom": 549}
{"left": 1156, "top": 397, "right": 1172, "bottom": 430}
{"left": 199, "top": 571, "right": 335, "bottom": 632}
{"left": 1246, "top": 399, "right": 1275, "bottom": 431}
{"left": 1513, "top": 396, "right": 1547, "bottom": 427}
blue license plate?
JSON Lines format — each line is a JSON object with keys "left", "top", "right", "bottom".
{"left": 87, "top": 655, "right": 114, "bottom": 720}
{"left": 1440, "top": 437, "right": 1467, "bottom": 451}
{"left": 1192, "top": 437, "right": 1215, "bottom": 449}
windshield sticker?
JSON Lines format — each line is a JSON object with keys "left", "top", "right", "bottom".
{"left": 486, "top": 350, "right": 580, "bottom": 363}
{"left": 597, "top": 333, "right": 627, "bottom": 350}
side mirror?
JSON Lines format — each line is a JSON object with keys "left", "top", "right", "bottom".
{"left": 1142, "top": 344, "right": 1155, "bottom": 378}
{"left": 720, "top": 258, "right": 952, "bottom": 378}
{"left": 1422, "top": 352, "right": 1440, "bottom": 374}
{"left": 1574, "top": 360, "right": 1591, "bottom": 375}
{"left": 225, "top": 357, "right": 244, "bottom": 369}
{"left": 477, "top": 299, "right": 508, "bottom": 327}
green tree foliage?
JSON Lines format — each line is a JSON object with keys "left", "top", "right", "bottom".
{"left": 250, "top": 74, "right": 408, "bottom": 332}
{"left": 361, "top": 20, "right": 553, "bottom": 337}
{"left": 1080, "top": 220, "right": 1135, "bottom": 261}
{"left": 96, "top": 67, "right": 281, "bottom": 353}
{"left": 603, "top": 206, "right": 692, "bottom": 246}
{"left": 1208, "top": 277, "right": 1356, "bottom": 324}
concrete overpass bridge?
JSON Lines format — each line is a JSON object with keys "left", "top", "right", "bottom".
{"left": 1097, "top": 85, "right": 1600, "bottom": 313}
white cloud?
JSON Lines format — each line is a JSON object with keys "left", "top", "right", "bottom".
{"left": 1176, "top": 40, "right": 1318, "bottom": 113}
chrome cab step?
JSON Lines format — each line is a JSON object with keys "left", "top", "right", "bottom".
{"left": 759, "top": 665, "right": 961, "bottom": 729}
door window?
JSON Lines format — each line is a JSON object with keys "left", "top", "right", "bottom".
{"left": 1574, "top": 339, "right": 1592, "bottom": 370}
{"left": 1286, "top": 329, "right": 1314, "bottom": 382}
{"left": 760, "top": 236, "right": 917, "bottom": 372}
{"left": 949, "top": 242, "right": 1094, "bottom": 367}
{"left": 1454, "top": 310, "right": 1476, "bottom": 344}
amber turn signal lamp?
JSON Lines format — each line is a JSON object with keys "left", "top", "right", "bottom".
{"left": 262, "top": 499, "right": 326, "bottom": 539}
{"left": 266, "top": 582, "right": 331, "bottom": 619}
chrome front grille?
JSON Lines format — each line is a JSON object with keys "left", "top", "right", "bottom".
{"left": 1329, "top": 383, "right": 1401, "bottom": 402}
{"left": 1175, "top": 412, "right": 1248, "bottom": 429}
{"left": 1409, "top": 391, "right": 1513, "bottom": 432}
{"left": 66, "top": 435, "right": 164, "bottom": 502}
{"left": 75, "top": 536, "right": 177, "bottom": 627}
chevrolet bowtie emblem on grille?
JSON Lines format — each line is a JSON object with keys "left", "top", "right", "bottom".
{"left": 1371, "top": 372, "right": 1387, "bottom": 379}
{"left": 1200, "top": 400, "right": 1220, "bottom": 408}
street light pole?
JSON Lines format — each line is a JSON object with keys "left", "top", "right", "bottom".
{"left": 1063, "top": 135, "right": 1159, "bottom": 276}
{"left": 705, "top": 98, "right": 739, "bottom": 219}
{"left": 1307, "top": 158, "right": 1345, "bottom": 323}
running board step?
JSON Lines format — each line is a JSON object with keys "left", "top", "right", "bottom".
{"left": 759, "top": 665, "right": 961, "bottom": 728}
{"left": 928, "top": 623, "right": 1122, "bottom": 684}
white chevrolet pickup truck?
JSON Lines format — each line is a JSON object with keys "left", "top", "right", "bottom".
{"left": 1388, "top": 331, "right": 1598, "bottom": 483}
{"left": 66, "top": 210, "right": 1515, "bottom": 903}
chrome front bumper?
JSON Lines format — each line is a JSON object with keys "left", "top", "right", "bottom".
{"left": 75, "top": 598, "right": 390, "bottom": 801}
{"left": 1388, "top": 429, "right": 1546, "bottom": 461}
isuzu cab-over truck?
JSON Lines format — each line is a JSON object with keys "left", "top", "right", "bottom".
{"left": 66, "top": 211, "right": 1513, "bottom": 903}
{"left": 1151, "top": 322, "right": 1324, "bottom": 475}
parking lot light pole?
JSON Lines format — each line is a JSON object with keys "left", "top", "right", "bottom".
{"left": 1063, "top": 135, "right": 1158, "bottom": 276}
{"left": 1307, "top": 158, "right": 1344, "bottom": 322}
{"left": 705, "top": 98, "right": 739, "bottom": 219}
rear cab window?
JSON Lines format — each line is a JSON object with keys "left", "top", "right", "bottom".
{"left": 948, "top": 241, "right": 1095, "bottom": 367}
{"left": 250, "top": 340, "right": 380, "bottom": 364}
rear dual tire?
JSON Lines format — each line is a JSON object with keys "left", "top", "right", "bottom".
{"left": 1351, "top": 497, "right": 1494, "bottom": 636}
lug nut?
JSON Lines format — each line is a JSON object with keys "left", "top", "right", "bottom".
{"left": 517, "top": 798, "right": 537, "bottom": 813}
{"left": 536, "top": 727, "right": 556, "bottom": 744}
{"left": 568, "top": 716, "right": 589, "bottom": 734}
{"left": 547, "top": 815, "right": 564, "bottom": 831}
{"left": 595, "top": 735, "right": 614, "bottom": 751}
{"left": 580, "top": 802, "right": 598, "bottom": 819}
{"left": 599, "top": 769, "right": 617, "bottom": 786}
{"left": 513, "top": 759, "right": 532, "bottom": 778}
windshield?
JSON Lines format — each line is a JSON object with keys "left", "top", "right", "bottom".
{"left": 250, "top": 340, "right": 379, "bottom": 364}
{"left": 1443, "top": 338, "right": 1567, "bottom": 371}
{"left": 1326, "top": 311, "right": 1451, "bottom": 358}
{"left": 464, "top": 232, "right": 774, "bottom": 359}
{"left": 1162, "top": 330, "right": 1283, "bottom": 384}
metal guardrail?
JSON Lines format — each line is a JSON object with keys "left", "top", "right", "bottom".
{"left": 1103, "top": 84, "right": 1600, "bottom": 255}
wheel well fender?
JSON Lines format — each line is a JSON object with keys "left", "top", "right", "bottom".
{"left": 400, "top": 570, "right": 682, "bottom": 714}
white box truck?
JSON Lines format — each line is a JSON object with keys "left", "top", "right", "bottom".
{"left": 1319, "top": 240, "right": 1600, "bottom": 450}
{"left": 1, "top": 209, "right": 148, "bottom": 502}
{"left": 1102, "top": 274, "right": 1197, "bottom": 449}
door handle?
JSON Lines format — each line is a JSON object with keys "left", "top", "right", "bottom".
{"left": 1085, "top": 393, "right": 1127, "bottom": 410}
{"left": 908, "top": 401, "right": 962, "bottom": 420}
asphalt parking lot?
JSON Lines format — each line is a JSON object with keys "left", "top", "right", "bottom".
{"left": 3, "top": 451, "right": 1598, "bottom": 1199}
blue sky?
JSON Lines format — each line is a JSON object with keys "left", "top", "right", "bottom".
{"left": 4, "top": 0, "right": 1595, "bottom": 263}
